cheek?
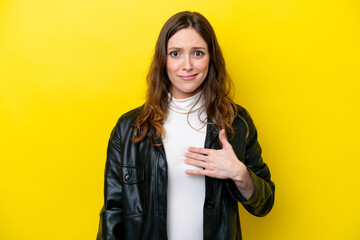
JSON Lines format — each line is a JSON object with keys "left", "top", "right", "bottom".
{"left": 196, "top": 58, "right": 210, "bottom": 72}
{"left": 196, "top": 58, "right": 210, "bottom": 71}
{"left": 166, "top": 59, "right": 178, "bottom": 75}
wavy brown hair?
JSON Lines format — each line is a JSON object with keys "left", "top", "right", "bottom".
{"left": 131, "top": 11, "right": 237, "bottom": 145}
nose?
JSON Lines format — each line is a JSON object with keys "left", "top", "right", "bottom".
{"left": 182, "top": 55, "right": 193, "bottom": 71}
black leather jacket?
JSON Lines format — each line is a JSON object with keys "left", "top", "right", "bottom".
{"left": 97, "top": 105, "right": 275, "bottom": 240}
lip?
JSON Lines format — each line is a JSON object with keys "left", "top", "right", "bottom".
{"left": 178, "top": 73, "right": 198, "bottom": 80}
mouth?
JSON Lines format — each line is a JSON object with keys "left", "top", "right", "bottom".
{"left": 178, "top": 73, "right": 198, "bottom": 80}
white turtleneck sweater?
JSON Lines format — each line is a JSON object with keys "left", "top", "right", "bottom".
{"left": 163, "top": 91, "right": 207, "bottom": 240}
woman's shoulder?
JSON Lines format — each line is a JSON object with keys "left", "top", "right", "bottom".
{"left": 120, "top": 105, "right": 144, "bottom": 121}
{"left": 113, "top": 105, "right": 144, "bottom": 129}
{"left": 234, "top": 104, "right": 252, "bottom": 122}
{"left": 232, "top": 103, "right": 258, "bottom": 135}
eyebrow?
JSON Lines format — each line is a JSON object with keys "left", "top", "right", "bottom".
{"left": 167, "top": 47, "right": 207, "bottom": 51}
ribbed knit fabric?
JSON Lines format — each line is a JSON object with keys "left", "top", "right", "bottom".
{"left": 163, "top": 91, "right": 207, "bottom": 240}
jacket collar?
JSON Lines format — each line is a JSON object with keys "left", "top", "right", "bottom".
{"left": 151, "top": 118, "right": 219, "bottom": 159}
{"left": 204, "top": 119, "right": 219, "bottom": 149}
{"left": 128, "top": 107, "right": 220, "bottom": 153}
{"left": 151, "top": 118, "right": 219, "bottom": 147}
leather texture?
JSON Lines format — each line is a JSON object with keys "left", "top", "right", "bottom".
{"left": 97, "top": 105, "right": 275, "bottom": 240}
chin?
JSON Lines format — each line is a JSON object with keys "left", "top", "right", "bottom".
{"left": 183, "top": 88, "right": 202, "bottom": 96}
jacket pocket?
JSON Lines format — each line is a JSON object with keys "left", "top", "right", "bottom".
{"left": 120, "top": 166, "right": 145, "bottom": 216}
{"left": 120, "top": 166, "right": 145, "bottom": 184}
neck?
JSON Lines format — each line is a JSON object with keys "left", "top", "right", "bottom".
{"left": 168, "top": 91, "right": 204, "bottom": 114}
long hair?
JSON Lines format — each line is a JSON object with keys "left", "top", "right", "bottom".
{"left": 131, "top": 11, "right": 237, "bottom": 145}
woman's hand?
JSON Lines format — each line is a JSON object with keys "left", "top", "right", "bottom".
{"left": 184, "top": 129, "right": 254, "bottom": 200}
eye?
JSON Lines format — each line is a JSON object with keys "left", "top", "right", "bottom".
{"left": 169, "top": 51, "right": 179, "bottom": 57}
{"left": 194, "top": 51, "right": 204, "bottom": 57}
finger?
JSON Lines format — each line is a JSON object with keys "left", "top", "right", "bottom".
{"left": 219, "top": 129, "right": 230, "bottom": 149}
{"left": 184, "top": 152, "right": 207, "bottom": 161}
{"left": 185, "top": 169, "right": 207, "bottom": 176}
{"left": 184, "top": 159, "right": 207, "bottom": 168}
{"left": 187, "top": 147, "right": 210, "bottom": 155}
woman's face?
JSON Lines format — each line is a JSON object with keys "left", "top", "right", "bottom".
{"left": 166, "top": 28, "right": 210, "bottom": 99}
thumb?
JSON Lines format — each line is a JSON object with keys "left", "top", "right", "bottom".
{"left": 219, "top": 129, "right": 230, "bottom": 149}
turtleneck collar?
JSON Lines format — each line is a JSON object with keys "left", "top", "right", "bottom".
{"left": 168, "top": 91, "right": 204, "bottom": 115}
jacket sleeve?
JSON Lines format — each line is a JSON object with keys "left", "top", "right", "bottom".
{"left": 226, "top": 110, "right": 275, "bottom": 217}
{"left": 97, "top": 120, "right": 123, "bottom": 240}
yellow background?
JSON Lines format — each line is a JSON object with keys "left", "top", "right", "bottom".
{"left": 1, "top": 0, "right": 359, "bottom": 239}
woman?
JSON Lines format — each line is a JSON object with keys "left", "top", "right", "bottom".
{"left": 97, "top": 11, "right": 275, "bottom": 240}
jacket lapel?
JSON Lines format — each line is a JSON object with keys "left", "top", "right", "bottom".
{"left": 153, "top": 136, "right": 166, "bottom": 158}
{"left": 204, "top": 120, "right": 220, "bottom": 149}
